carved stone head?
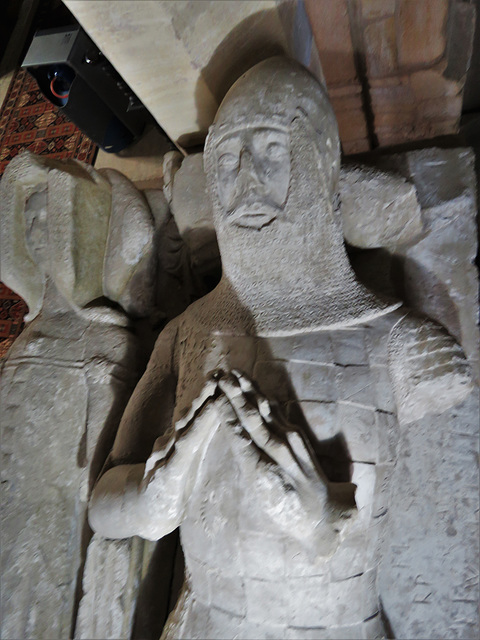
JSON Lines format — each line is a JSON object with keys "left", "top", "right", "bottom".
{"left": 0, "top": 152, "right": 111, "bottom": 320}
{"left": 0, "top": 151, "right": 158, "bottom": 320}
{"left": 204, "top": 57, "right": 340, "bottom": 233}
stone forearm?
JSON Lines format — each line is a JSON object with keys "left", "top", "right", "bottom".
{"left": 89, "top": 464, "right": 146, "bottom": 539}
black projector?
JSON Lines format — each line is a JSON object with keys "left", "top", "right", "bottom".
{"left": 22, "top": 25, "right": 151, "bottom": 153}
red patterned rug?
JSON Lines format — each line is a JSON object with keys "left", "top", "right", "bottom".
{"left": 0, "top": 284, "right": 29, "bottom": 358}
{"left": 0, "top": 67, "right": 97, "bottom": 358}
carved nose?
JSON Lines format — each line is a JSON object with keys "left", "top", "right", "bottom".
{"left": 238, "top": 148, "right": 263, "bottom": 189}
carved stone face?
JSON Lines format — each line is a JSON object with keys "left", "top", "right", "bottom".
{"left": 215, "top": 126, "right": 290, "bottom": 230}
{"left": 24, "top": 190, "right": 49, "bottom": 270}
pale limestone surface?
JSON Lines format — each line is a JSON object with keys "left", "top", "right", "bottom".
{"left": 350, "top": 147, "right": 480, "bottom": 381}
{"left": 0, "top": 152, "right": 160, "bottom": 319}
{"left": 339, "top": 164, "right": 422, "bottom": 248}
{"left": 0, "top": 153, "right": 107, "bottom": 322}
{"left": 0, "top": 152, "right": 161, "bottom": 639}
{"left": 163, "top": 151, "right": 220, "bottom": 278}
{"left": 101, "top": 168, "right": 157, "bottom": 317}
{"left": 89, "top": 59, "right": 479, "bottom": 639}
{"left": 163, "top": 152, "right": 210, "bottom": 244}
{"left": 399, "top": 148, "right": 480, "bottom": 379}
{"left": 165, "top": 146, "right": 479, "bottom": 382}
{"left": 74, "top": 187, "right": 210, "bottom": 640}
{"left": 64, "top": 0, "right": 320, "bottom": 147}
{"left": 1, "top": 296, "right": 141, "bottom": 640}
{"left": 165, "top": 150, "right": 424, "bottom": 250}
{"left": 75, "top": 535, "right": 145, "bottom": 640}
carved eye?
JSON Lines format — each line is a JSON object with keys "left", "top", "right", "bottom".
{"left": 265, "top": 142, "right": 287, "bottom": 160}
{"left": 218, "top": 153, "right": 238, "bottom": 169}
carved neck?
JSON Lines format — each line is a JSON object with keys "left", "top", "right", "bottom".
{"left": 216, "top": 200, "right": 396, "bottom": 334}
{"left": 38, "top": 278, "right": 129, "bottom": 327}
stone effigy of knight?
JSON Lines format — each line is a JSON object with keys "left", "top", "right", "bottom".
{"left": 90, "top": 58, "right": 479, "bottom": 639}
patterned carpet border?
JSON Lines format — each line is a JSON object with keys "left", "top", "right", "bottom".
{"left": 0, "top": 68, "right": 97, "bottom": 173}
{"left": 0, "top": 284, "right": 29, "bottom": 358}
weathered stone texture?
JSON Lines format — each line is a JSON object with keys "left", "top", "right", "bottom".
{"left": 354, "top": 147, "right": 479, "bottom": 380}
{"left": 308, "top": 0, "right": 474, "bottom": 151}
{"left": 0, "top": 152, "right": 161, "bottom": 640}
{"left": 360, "top": 0, "right": 395, "bottom": 20}
{"left": 0, "top": 312, "right": 142, "bottom": 640}
{"left": 75, "top": 535, "right": 144, "bottom": 639}
{"left": 397, "top": 0, "right": 448, "bottom": 67}
{"left": 364, "top": 16, "right": 397, "bottom": 77}
{"left": 1, "top": 359, "right": 88, "bottom": 640}
{"left": 100, "top": 168, "right": 158, "bottom": 318}
{"left": 163, "top": 144, "right": 478, "bottom": 383}
{"left": 304, "top": 0, "right": 370, "bottom": 154}
{"left": 304, "top": 0, "right": 357, "bottom": 86}
{"left": 379, "top": 392, "right": 479, "bottom": 639}
{"left": 87, "top": 58, "right": 478, "bottom": 640}
{"left": 339, "top": 164, "right": 422, "bottom": 248}
{"left": 2, "top": 52, "right": 478, "bottom": 640}
{"left": 401, "top": 148, "right": 480, "bottom": 378}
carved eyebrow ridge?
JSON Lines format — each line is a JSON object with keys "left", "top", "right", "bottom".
{"left": 213, "top": 123, "right": 289, "bottom": 144}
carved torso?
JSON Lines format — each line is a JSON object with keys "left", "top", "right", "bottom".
{"left": 160, "top": 301, "right": 405, "bottom": 639}
{"left": 0, "top": 306, "right": 140, "bottom": 639}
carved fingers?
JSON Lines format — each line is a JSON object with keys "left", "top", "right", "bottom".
{"left": 215, "top": 370, "right": 326, "bottom": 487}
{"left": 216, "top": 370, "right": 356, "bottom": 527}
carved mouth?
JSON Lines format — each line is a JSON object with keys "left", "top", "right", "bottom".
{"left": 228, "top": 204, "right": 279, "bottom": 229}
{"left": 232, "top": 212, "right": 277, "bottom": 229}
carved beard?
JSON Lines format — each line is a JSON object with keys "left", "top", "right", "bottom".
{"left": 204, "top": 113, "right": 395, "bottom": 332}
{"left": 206, "top": 115, "right": 347, "bottom": 290}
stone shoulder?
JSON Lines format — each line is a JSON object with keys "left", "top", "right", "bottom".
{"left": 148, "top": 315, "right": 182, "bottom": 375}
{"left": 387, "top": 311, "right": 474, "bottom": 424}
